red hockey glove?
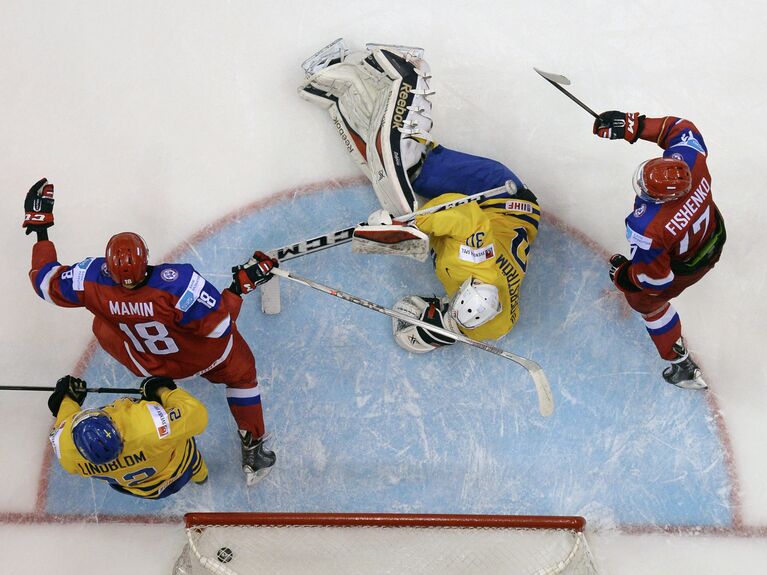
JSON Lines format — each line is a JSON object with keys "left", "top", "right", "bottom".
{"left": 23, "top": 178, "right": 55, "bottom": 237}
{"left": 593, "top": 111, "right": 644, "bottom": 143}
{"left": 230, "top": 251, "right": 279, "bottom": 295}
{"left": 609, "top": 254, "right": 641, "bottom": 293}
{"left": 48, "top": 375, "right": 87, "bottom": 416}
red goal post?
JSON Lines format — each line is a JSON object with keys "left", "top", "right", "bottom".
{"left": 174, "top": 512, "right": 599, "bottom": 575}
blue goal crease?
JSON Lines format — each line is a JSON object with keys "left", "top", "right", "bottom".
{"left": 44, "top": 184, "right": 732, "bottom": 529}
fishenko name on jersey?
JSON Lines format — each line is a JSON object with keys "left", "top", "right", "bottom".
{"left": 664, "top": 177, "right": 711, "bottom": 237}
{"left": 108, "top": 300, "right": 155, "bottom": 317}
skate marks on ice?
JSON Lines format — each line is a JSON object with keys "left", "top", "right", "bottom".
{"left": 43, "top": 183, "right": 731, "bottom": 529}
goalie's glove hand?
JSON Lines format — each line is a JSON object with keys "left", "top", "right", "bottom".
{"left": 23, "top": 178, "right": 55, "bottom": 236}
{"left": 593, "top": 111, "right": 644, "bottom": 143}
{"left": 48, "top": 375, "right": 87, "bottom": 416}
{"left": 140, "top": 376, "right": 177, "bottom": 404}
{"left": 608, "top": 253, "right": 641, "bottom": 293}
{"left": 418, "top": 297, "right": 457, "bottom": 347}
{"left": 230, "top": 251, "right": 278, "bottom": 295}
{"left": 367, "top": 209, "right": 394, "bottom": 226}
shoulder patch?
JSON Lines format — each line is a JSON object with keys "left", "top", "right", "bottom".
{"left": 669, "top": 130, "right": 707, "bottom": 156}
{"left": 504, "top": 200, "right": 533, "bottom": 213}
{"left": 626, "top": 225, "right": 652, "bottom": 251}
{"left": 176, "top": 272, "right": 205, "bottom": 311}
{"left": 161, "top": 268, "right": 179, "bottom": 282}
{"left": 72, "top": 258, "right": 95, "bottom": 291}
{"left": 633, "top": 204, "right": 646, "bottom": 218}
{"left": 146, "top": 403, "right": 171, "bottom": 439}
{"left": 458, "top": 243, "right": 495, "bottom": 263}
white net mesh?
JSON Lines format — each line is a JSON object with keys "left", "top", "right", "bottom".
{"left": 174, "top": 514, "right": 599, "bottom": 575}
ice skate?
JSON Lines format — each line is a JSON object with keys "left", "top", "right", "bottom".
{"left": 662, "top": 340, "right": 707, "bottom": 390}
{"left": 239, "top": 430, "right": 276, "bottom": 486}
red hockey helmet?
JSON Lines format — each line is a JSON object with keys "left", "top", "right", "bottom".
{"left": 632, "top": 158, "right": 692, "bottom": 203}
{"left": 105, "top": 232, "right": 149, "bottom": 288}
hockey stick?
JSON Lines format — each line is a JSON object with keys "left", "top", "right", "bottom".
{"left": 534, "top": 68, "right": 599, "bottom": 119}
{"left": 267, "top": 180, "right": 517, "bottom": 263}
{"left": 271, "top": 267, "right": 553, "bottom": 417}
{"left": 0, "top": 385, "right": 141, "bottom": 394}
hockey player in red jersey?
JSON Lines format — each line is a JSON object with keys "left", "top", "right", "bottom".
{"left": 593, "top": 112, "right": 727, "bottom": 389}
{"left": 24, "top": 178, "right": 278, "bottom": 485}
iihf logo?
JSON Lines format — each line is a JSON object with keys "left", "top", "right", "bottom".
{"left": 634, "top": 204, "right": 646, "bottom": 218}
{"left": 161, "top": 268, "right": 179, "bottom": 282}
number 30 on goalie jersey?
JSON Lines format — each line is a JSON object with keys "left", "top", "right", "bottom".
{"left": 416, "top": 192, "right": 540, "bottom": 341}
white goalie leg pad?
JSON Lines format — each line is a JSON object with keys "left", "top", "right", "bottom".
{"left": 299, "top": 59, "right": 384, "bottom": 180}
{"left": 352, "top": 224, "right": 430, "bottom": 261}
{"left": 363, "top": 48, "right": 434, "bottom": 216}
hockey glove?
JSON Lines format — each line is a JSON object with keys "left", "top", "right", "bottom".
{"left": 23, "top": 178, "right": 55, "bottom": 238}
{"left": 608, "top": 254, "right": 641, "bottom": 293}
{"left": 593, "top": 111, "right": 644, "bottom": 143}
{"left": 230, "top": 251, "right": 278, "bottom": 295}
{"left": 417, "top": 297, "right": 458, "bottom": 347}
{"left": 48, "top": 375, "right": 87, "bottom": 416}
{"left": 140, "top": 376, "right": 177, "bottom": 404}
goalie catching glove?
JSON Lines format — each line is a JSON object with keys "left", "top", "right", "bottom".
{"left": 392, "top": 296, "right": 459, "bottom": 353}
{"left": 230, "top": 251, "right": 278, "bottom": 295}
{"left": 23, "top": 178, "right": 55, "bottom": 237}
{"left": 352, "top": 208, "right": 430, "bottom": 261}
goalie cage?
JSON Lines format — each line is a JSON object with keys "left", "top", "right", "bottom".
{"left": 173, "top": 512, "right": 600, "bottom": 575}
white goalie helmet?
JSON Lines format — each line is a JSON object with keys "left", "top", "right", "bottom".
{"left": 448, "top": 277, "right": 502, "bottom": 329}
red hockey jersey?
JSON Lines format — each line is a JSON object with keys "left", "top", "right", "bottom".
{"left": 624, "top": 117, "right": 722, "bottom": 294}
{"left": 30, "top": 241, "right": 244, "bottom": 378}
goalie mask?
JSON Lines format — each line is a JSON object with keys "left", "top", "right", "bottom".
{"left": 71, "top": 409, "right": 123, "bottom": 465}
{"left": 448, "top": 278, "right": 501, "bottom": 329}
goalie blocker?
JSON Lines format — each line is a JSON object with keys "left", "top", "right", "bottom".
{"left": 299, "top": 40, "right": 434, "bottom": 216}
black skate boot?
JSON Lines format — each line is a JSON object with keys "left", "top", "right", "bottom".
{"left": 239, "top": 430, "right": 276, "bottom": 486}
{"left": 662, "top": 339, "right": 707, "bottom": 390}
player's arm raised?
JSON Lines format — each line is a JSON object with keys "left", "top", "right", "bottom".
{"left": 140, "top": 377, "right": 208, "bottom": 438}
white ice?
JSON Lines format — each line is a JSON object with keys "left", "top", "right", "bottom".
{"left": 1, "top": 1, "right": 766, "bottom": 573}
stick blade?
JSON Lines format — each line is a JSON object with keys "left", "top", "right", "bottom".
{"left": 533, "top": 67, "right": 571, "bottom": 86}
{"left": 530, "top": 368, "right": 554, "bottom": 417}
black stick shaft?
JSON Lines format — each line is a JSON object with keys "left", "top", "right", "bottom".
{"left": 542, "top": 78, "right": 599, "bottom": 119}
{"left": 0, "top": 385, "right": 141, "bottom": 394}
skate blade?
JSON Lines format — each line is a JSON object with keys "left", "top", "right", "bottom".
{"left": 669, "top": 378, "right": 708, "bottom": 391}
{"left": 244, "top": 465, "right": 274, "bottom": 487}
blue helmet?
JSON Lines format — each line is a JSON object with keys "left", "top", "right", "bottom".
{"left": 71, "top": 410, "right": 123, "bottom": 465}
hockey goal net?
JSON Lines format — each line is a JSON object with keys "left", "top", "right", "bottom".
{"left": 173, "top": 512, "right": 599, "bottom": 575}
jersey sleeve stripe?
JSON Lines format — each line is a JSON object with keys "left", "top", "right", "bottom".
{"left": 636, "top": 270, "right": 674, "bottom": 290}
{"left": 205, "top": 315, "right": 232, "bottom": 338}
{"left": 38, "top": 264, "right": 66, "bottom": 303}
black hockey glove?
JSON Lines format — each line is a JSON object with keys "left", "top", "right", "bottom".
{"left": 140, "top": 376, "right": 177, "bottom": 404}
{"left": 593, "top": 111, "right": 644, "bottom": 143}
{"left": 608, "top": 254, "right": 641, "bottom": 293}
{"left": 230, "top": 251, "right": 278, "bottom": 295}
{"left": 417, "top": 297, "right": 457, "bottom": 347}
{"left": 23, "top": 178, "right": 55, "bottom": 240}
{"left": 48, "top": 375, "right": 87, "bottom": 416}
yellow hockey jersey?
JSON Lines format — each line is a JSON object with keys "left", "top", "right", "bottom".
{"left": 49, "top": 387, "right": 208, "bottom": 498}
{"left": 416, "top": 193, "right": 540, "bottom": 341}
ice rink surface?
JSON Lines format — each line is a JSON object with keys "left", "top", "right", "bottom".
{"left": 1, "top": 1, "right": 767, "bottom": 574}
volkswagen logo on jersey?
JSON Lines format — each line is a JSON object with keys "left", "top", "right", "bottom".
{"left": 161, "top": 268, "right": 179, "bottom": 282}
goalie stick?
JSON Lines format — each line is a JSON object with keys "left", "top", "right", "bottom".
{"left": 267, "top": 179, "right": 517, "bottom": 263}
{"left": 271, "top": 267, "right": 553, "bottom": 417}
{"left": 260, "top": 180, "right": 517, "bottom": 314}
{"left": 534, "top": 68, "right": 599, "bottom": 119}
{"left": 0, "top": 385, "right": 141, "bottom": 394}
